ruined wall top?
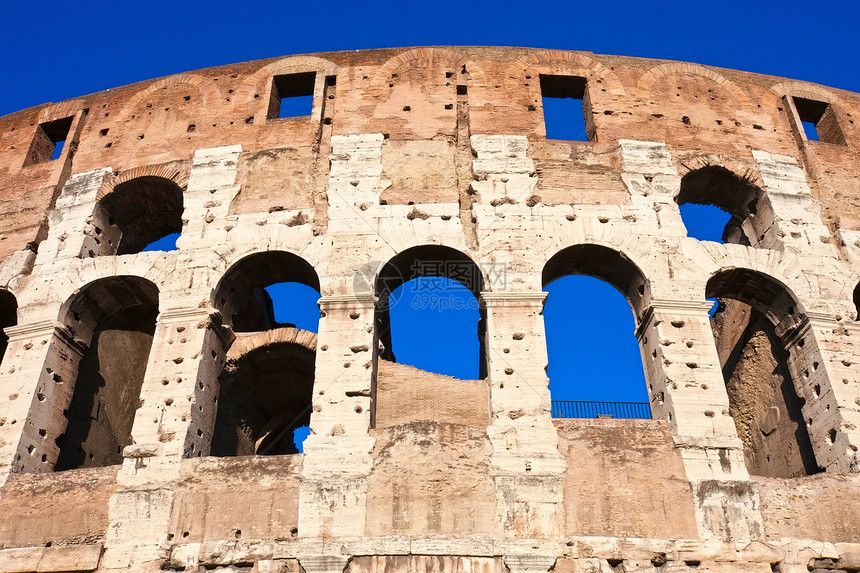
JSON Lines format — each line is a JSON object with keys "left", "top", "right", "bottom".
{"left": 1, "top": 46, "right": 858, "bottom": 261}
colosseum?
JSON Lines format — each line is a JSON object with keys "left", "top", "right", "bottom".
{"left": 0, "top": 46, "right": 857, "bottom": 572}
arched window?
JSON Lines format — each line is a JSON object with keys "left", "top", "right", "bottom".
{"left": 677, "top": 166, "right": 768, "bottom": 247}
{"left": 213, "top": 251, "right": 321, "bottom": 333}
{"left": 52, "top": 277, "right": 159, "bottom": 471}
{"left": 0, "top": 289, "right": 18, "bottom": 365}
{"left": 707, "top": 268, "right": 820, "bottom": 477}
{"left": 543, "top": 245, "right": 651, "bottom": 419}
{"left": 374, "top": 246, "right": 485, "bottom": 380}
{"left": 85, "top": 176, "right": 184, "bottom": 257}
{"left": 209, "top": 251, "right": 321, "bottom": 456}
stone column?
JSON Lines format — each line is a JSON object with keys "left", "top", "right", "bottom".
{"left": 33, "top": 168, "right": 112, "bottom": 264}
{"left": 298, "top": 294, "right": 376, "bottom": 539}
{"left": 638, "top": 299, "right": 762, "bottom": 541}
{"left": 482, "top": 291, "right": 566, "bottom": 540}
{"left": 0, "top": 320, "right": 65, "bottom": 482}
{"left": 100, "top": 306, "right": 224, "bottom": 571}
{"left": 785, "top": 313, "right": 860, "bottom": 473}
{"left": 753, "top": 149, "right": 839, "bottom": 260}
{"left": 175, "top": 144, "right": 242, "bottom": 251}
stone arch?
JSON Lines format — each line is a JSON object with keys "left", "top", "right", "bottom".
{"left": 367, "top": 47, "right": 488, "bottom": 98}
{"left": 675, "top": 162, "right": 772, "bottom": 247}
{"left": 542, "top": 243, "right": 652, "bottom": 417}
{"left": 14, "top": 276, "right": 159, "bottom": 473}
{"left": 706, "top": 267, "right": 826, "bottom": 476}
{"left": 210, "top": 327, "right": 317, "bottom": 456}
{"left": 98, "top": 164, "right": 188, "bottom": 200}
{"left": 374, "top": 245, "right": 487, "bottom": 379}
{"left": 636, "top": 62, "right": 753, "bottom": 110}
{"left": 120, "top": 73, "right": 222, "bottom": 116}
{"left": 503, "top": 50, "right": 625, "bottom": 98}
{"left": 543, "top": 243, "right": 651, "bottom": 321}
{"left": 238, "top": 55, "right": 340, "bottom": 100}
{"left": 765, "top": 80, "right": 847, "bottom": 108}
{"left": 213, "top": 250, "right": 321, "bottom": 333}
{"left": 86, "top": 172, "right": 186, "bottom": 256}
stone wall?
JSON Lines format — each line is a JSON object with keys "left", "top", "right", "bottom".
{"left": 0, "top": 46, "right": 857, "bottom": 572}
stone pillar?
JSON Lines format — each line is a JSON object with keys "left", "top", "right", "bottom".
{"left": 0, "top": 320, "right": 64, "bottom": 482}
{"left": 638, "top": 299, "right": 763, "bottom": 541}
{"left": 176, "top": 144, "right": 242, "bottom": 251}
{"left": 100, "top": 306, "right": 223, "bottom": 571}
{"left": 298, "top": 294, "right": 376, "bottom": 539}
{"left": 33, "top": 168, "right": 111, "bottom": 264}
{"left": 785, "top": 313, "right": 860, "bottom": 472}
{"left": 753, "top": 149, "right": 839, "bottom": 260}
{"left": 483, "top": 291, "right": 566, "bottom": 540}
{"left": 638, "top": 300, "right": 741, "bottom": 443}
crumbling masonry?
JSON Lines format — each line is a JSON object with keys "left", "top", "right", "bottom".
{"left": 0, "top": 46, "right": 858, "bottom": 572}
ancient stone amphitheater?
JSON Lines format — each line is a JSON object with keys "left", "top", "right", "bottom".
{"left": 0, "top": 46, "right": 857, "bottom": 573}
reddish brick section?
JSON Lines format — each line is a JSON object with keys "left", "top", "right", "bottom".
{"left": 374, "top": 360, "right": 489, "bottom": 429}
{"left": 0, "top": 47, "right": 857, "bottom": 260}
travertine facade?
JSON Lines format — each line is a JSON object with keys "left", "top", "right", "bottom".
{"left": 0, "top": 46, "right": 858, "bottom": 572}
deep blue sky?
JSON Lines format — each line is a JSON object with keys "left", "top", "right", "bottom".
{"left": 18, "top": 0, "right": 858, "bottom": 418}
{"left": 2, "top": 0, "right": 858, "bottom": 117}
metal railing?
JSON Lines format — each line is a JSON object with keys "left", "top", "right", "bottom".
{"left": 551, "top": 400, "right": 652, "bottom": 420}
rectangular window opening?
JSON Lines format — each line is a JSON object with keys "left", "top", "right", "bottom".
{"left": 25, "top": 116, "right": 73, "bottom": 165}
{"left": 540, "top": 75, "right": 591, "bottom": 142}
{"left": 269, "top": 72, "right": 316, "bottom": 119}
{"left": 792, "top": 96, "right": 846, "bottom": 146}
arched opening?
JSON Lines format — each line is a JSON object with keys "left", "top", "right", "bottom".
{"left": 213, "top": 251, "right": 321, "bottom": 334}
{"left": 85, "top": 176, "right": 184, "bottom": 257}
{"left": 677, "top": 166, "right": 768, "bottom": 247}
{"left": 0, "top": 289, "right": 18, "bottom": 364}
{"left": 542, "top": 244, "right": 651, "bottom": 419}
{"left": 209, "top": 251, "right": 321, "bottom": 456}
{"left": 707, "top": 268, "right": 820, "bottom": 477}
{"left": 54, "top": 277, "right": 159, "bottom": 471}
{"left": 375, "top": 246, "right": 485, "bottom": 380}
{"left": 210, "top": 331, "right": 316, "bottom": 456}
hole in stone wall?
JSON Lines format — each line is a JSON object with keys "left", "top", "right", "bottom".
{"left": 791, "top": 96, "right": 846, "bottom": 146}
{"left": 388, "top": 277, "right": 481, "bottom": 379}
{"left": 269, "top": 72, "right": 315, "bottom": 119}
{"left": 208, "top": 252, "right": 321, "bottom": 456}
{"left": 210, "top": 338, "right": 315, "bottom": 457}
{"left": 24, "top": 116, "right": 73, "bottom": 165}
{"left": 0, "top": 289, "right": 18, "bottom": 366}
{"left": 213, "top": 251, "right": 321, "bottom": 333}
{"left": 539, "top": 74, "right": 590, "bottom": 142}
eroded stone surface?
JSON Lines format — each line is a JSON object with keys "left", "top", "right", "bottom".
{"left": 0, "top": 46, "right": 857, "bottom": 571}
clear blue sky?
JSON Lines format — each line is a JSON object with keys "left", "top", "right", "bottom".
{"left": 13, "top": 0, "right": 858, "bottom": 418}
{"left": 2, "top": 0, "right": 858, "bottom": 117}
